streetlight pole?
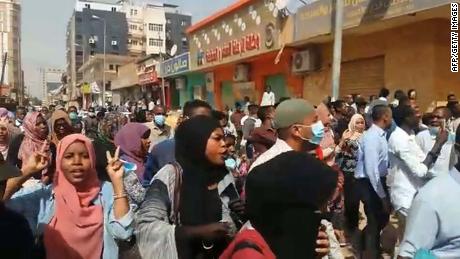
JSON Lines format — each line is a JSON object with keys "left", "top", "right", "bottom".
{"left": 161, "top": 53, "right": 166, "bottom": 106}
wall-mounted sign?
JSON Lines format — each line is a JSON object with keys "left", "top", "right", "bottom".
{"left": 190, "top": 1, "right": 282, "bottom": 70}
{"left": 294, "top": 0, "right": 453, "bottom": 41}
{"left": 139, "top": 71, "right": 158, "bottom": 85}
{"left": 161, "top": 52, "right": 190, "bottom": 77}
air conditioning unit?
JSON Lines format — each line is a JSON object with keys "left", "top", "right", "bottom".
{"left": 89, "top": 38, "right": 96, "bottom": 44}
{"left": 292, "top": 49, "right": 319, "bottom": 73}
{"left": 233, "top": 64, "right": 249, "bottom": 82}
{"left": 127, "top": 39, "right": 132, "bottom": 44}
{"left": 175, "top": 78, "right": 186, "bottom": 90}
{"left": 111, "top": 40, "right": 118, "bottom": 46}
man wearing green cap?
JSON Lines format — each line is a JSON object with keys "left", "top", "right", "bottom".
{"left": 249, "top": 98, "right": 325, "bottom": 171}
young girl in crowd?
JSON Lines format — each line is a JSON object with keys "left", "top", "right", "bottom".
{"left": 4, "top": 134, "right": 134, "bottom": 259}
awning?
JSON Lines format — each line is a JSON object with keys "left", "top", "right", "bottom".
{"left": 49, "top": 84, "right": 65, "bottom": 96}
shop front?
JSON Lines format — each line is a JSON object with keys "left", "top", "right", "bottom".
{"left": 137, "top": 56, "right": 165, "bottom": 106}
{"left": 187, "top": 0, "right": 302, "bottom": 110}
{"left": 292, "top": 0, "right": 459, "bottom": 110}
{"left": 160, "top": 52, "right": 192, "bottom": 108}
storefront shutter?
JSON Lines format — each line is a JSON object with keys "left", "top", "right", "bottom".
{"left": 340, "top": 56, "right": 385, "bottom": 98}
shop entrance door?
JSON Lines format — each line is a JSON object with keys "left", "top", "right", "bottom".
{"left": 265, "top": 74, "right": 288, "bottom": 103}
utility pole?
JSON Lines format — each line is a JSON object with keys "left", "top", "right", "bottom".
{"left": 331, "top": 0, "right": 344, "bottom": 101}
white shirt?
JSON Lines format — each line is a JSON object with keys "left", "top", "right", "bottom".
{"left": 240, "top": 115, "right": 261, "bottom": 128}
{"left": 260, "top": 91, "right": 275, "bottom": 106}
{"left": 249, "top": 138, "right": 292, "bottom": 173}
{"left": 148, "top": 101, "right": 155, "bottom": 111}
{"left": 387, "top": 127, "right": 430, "bottom": 211}
{"left": 416, "top": 130, "right": 453, "bottom": 177}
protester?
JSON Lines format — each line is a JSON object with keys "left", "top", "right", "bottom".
{"left": 0, "top": 116, "right": 11, "bottom": 159}
{"left": 40, "top": 106, "right": 51, "bottom": 120}
{"left": 387, "top": 104, "right": 448, "bottom": 244}
{"left": 84, "top": 107, "right": 99, "bottom": 138}
{"left": 407, "top": 89, "right": 417, "bottom": 101}
{"left": 92, "top": 116, "right": 116, "bottom": 181}
{"left": 0, "top": 153, "right": 34, "bottom": 259}
{"left": 136, "top": 116, "right": 241, "bottom": 259}
{"left": 379, "top": 87, "right": 390, "bottom": 102}
{"left": 260, "top": 85, "right": 275, "bottom": 106}
{"left": 331, "top": 100, "right": 349, "bottom": 143}
{"left": 450, "top": 102, "right": 460, "bottom": 132}
{"left": 336, "top": 114, "right": 365, "bottom": 236}
{"left": 144, "top": 106, "right": 172, "bottom": 149}
{"left": 318, "top": 103, "right": 337, "bottom": 166}
{"left": 5, "top": 134, "right": 134, "bottom": 259}
{"left": 50, "top": 110, "right": 73, "bottom": 145}
{"left": 221, "top": 151, "right": 338, "bottom": 259}
{"left": 8, "top": 112, "right": 56, "bottom": 180}
{"left": 355, "top": 104, "right": 393, "bottom": 258}
{"left": 143, "top": 100, "right": 212, "bottom": 185}
{"left": 14, "top": 106, "right": 27, "bottom": 130}
{"left": 247, "top": 105, "right": 276, "bottom": 157}
{"left": 250, "top": 98, "right": 325, "bottom": 171}
{"left": 391, "top": 90, "right": 407, "bottom": 108}
{"left": 241, "top": 104, "right": 260, "bottom": 156}
{"left": 398, "top": 126, "right": 460, "bottom": 258}
{"left": 416, "top": 107, "right": 454, "bottom": 177}
{"left": 114, "top": 123, "right": 150, "bottom": 182}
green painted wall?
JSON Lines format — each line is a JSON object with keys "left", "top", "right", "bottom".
{"left": 265, "top": 74, "right": 289, "bottom": 102}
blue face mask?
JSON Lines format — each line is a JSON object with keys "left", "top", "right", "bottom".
{"left": 448, "top": 132, "right": 456, "bottom": 143}
{"left": 69, "top": 112, "right": 78, "bottom": 121}
{"left": 428, "top": 126, "right": 440, "bottom": 137}
{"left": 299, "top": 121, "right": 325, "bottom": 145}
{"left": 154, "top": 115, "right": 166, "bottom": 126}
{"left": 225, "top": 158, "right": 237, "bottom": 171}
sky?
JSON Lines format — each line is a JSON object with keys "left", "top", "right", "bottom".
{"left": 21, "top": 0, "right": 236, "bottom": 98}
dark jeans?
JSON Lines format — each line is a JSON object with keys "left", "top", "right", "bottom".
{"left": 344, "top": 173, "right": 360, "bottom": 231}
{"left": 357, "top": 178, "right": 390, "bottom": 259}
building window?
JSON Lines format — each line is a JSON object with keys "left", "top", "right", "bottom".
{"left": 76, "top": 34, "right": 82, "bottom": 40}
{"left": 111, "top": 7, "right": 116, "bottom": 12}
{"left": 130, "top": 9, "right": 138, "bottom": 15}
{"left": 166, "top": 19, "right": 171, "bottom": 24}
{"left": 130, "top": 24, "right": 137, "bottom": 30}
{"left": 149, "top": 38, "right": 163, "bottom": 47}
{"left": 132, "top": 40, "right": 138, "bottom": 46}
{"left": 76, "top": 17, "right": 82, "bottom": 23}
{"left": 153, "top": 24, "right": 163, "bottom": 32}
{"left": 148, "top": 23, "right": 154, "bottom": 31}
{"left": 85, "top": 4, "right": 91, "bottom": 9}
{"left": 109, "top": 64, "right": 114, "bottom": 70}
{"left": 181, "top": 20, "right": 188, "bottom": 26}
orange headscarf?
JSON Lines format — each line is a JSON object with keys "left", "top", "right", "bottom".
{"left": 50, "top": 110, "right": 73, "bottom": 146}
{"left": 44, "top": 134, "right": 103, "bottom": 259}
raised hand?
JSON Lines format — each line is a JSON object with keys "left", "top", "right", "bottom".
{"left": 106, "top": 147, "right": 124, "bottom": 183}
{"left": 22, "top": 142, "right": 50, "bottom": 176}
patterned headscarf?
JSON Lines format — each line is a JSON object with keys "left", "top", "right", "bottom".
{"left": 18, "top": 112, "right": 50, "bottom": 163}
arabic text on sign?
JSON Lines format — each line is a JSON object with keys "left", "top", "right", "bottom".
{"left": 204, "top": 33, "right": 261, "bottom": 64}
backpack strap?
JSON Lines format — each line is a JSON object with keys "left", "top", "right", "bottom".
{"left": 231, "top": 240, "right": 263, "bottom": 256}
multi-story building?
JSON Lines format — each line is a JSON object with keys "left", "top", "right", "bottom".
{"left": 66, "top": 0, "right": 128, "bottom": 105}
{"left": 0, "top": 0, "right": 22, "bottom": 104}
{"left": 121, "top": 1, "right": 190, "bottom": 57}
{"left": 164, "top": 4, "right": 191, "bottom": 55}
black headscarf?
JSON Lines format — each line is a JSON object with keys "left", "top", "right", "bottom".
{"left": 175, "top": 116, "right": 228, "bottom": 226}
{"left": 246, "top": 151, "right": 338, "bottom": 259}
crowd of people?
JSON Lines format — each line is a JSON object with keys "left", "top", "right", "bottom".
{"left": 0, "top": 86, "right": 459, "bottom": 259}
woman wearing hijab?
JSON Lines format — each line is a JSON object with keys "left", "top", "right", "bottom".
{"left": 93, "top": 113, "right": 123, "bottom": 181}
{"left": 5, "top": 134, "right": 134, "bottom": 259}
{"left": 50, "top": 110, "right": 73, "bottom": 145}
{"left": 0, "top": 116, "right": 11, "bottom": 159}
{"left": 336, "top": 114, "right": 365, "bottom": 234}
{"left": 7, "top": 112, "right": 56, "bottom": 180}
{"left": 221, "top": 151, "right": 338, "bottom": 259}
{"left": 113, "top": 122, "right": 151, "bottom": 205}
{"left": 136, "top": 116, "right": 241, "bottom": 259}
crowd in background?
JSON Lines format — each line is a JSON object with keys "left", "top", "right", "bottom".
{"left": 0, "top": 85, "right": 459, "bottom": 259}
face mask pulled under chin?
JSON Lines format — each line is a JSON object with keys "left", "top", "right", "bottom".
{"left": 298, "top": 121, "right": 325, "bottom": 146}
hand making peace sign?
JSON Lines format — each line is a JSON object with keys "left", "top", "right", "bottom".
{"left": 106, "top": 147, "right": 124, "bottom": 183}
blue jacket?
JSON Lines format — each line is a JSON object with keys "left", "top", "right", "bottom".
{"left": 7, "top": 181, "right": 135, "bottom": 259}
{"left": 143, "top": 138, "right": 176, "bottom": 186}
